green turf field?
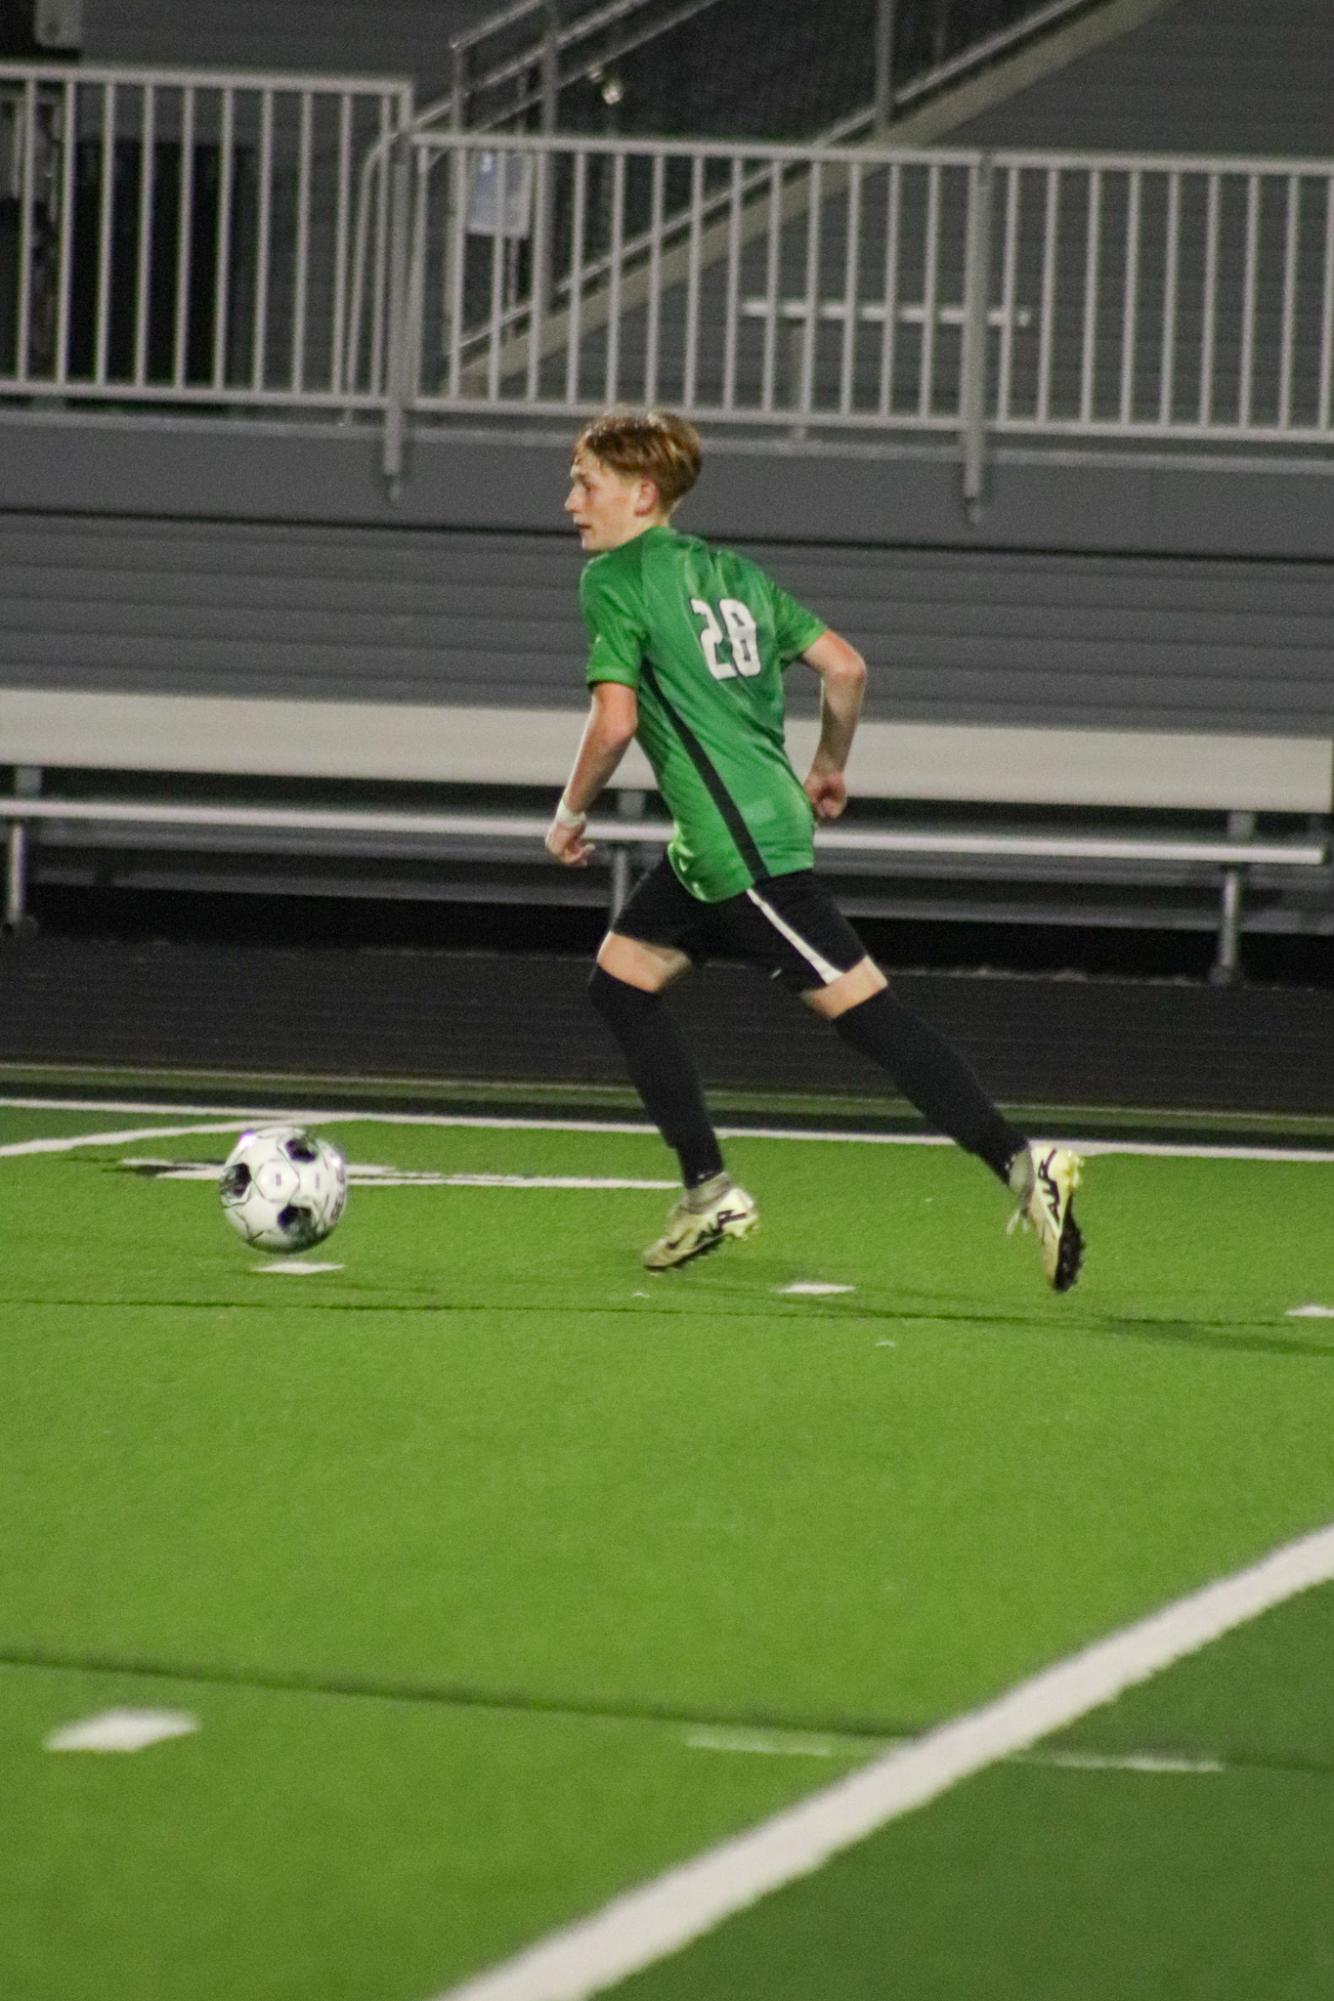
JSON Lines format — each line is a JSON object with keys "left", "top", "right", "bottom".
{"left": 2, "top": 1092, "right": 1333, "bottom": 2001}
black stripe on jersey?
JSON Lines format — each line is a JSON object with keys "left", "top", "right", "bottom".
{"left": 639, "top": 660, "right": 767, "bottom": 882}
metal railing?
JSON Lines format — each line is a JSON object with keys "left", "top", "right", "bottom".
{"left": 343, "top": 0, "right": 724, "bottom": 403}
{"left": 0, "top": 61, "right": 413, "bottom": 407}
{"left": 3, "top": 65, "right": 1333, "bottom": 494}
{"left": 443, "top": 0, "right": 1114, "bottom": 144}
{"left": 866, "top": 0, "right": 1120, "bottom": 133}
{"left": 408, "top": 130, "right": 1334, "bottom": 500}
{"left": 2, "top": 788, "right": 1325, "bottom": 978}
{"left": 446, "top": 0, "right": 724, "bottom": 135}
{"left": 347, "top": 0, "right": 1106, "bottom": 397}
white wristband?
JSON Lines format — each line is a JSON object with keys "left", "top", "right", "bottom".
{"left": 554, "top": 796, "right": 586, "bottom": 829}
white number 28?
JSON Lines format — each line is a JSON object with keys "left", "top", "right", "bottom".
{"left": 691, "top": 597, "right": 762, "bottom": 680}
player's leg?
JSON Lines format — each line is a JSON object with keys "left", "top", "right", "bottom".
{"left": 589, "top": 864, "right": 757, "bottom": 1269}
{"left": 808, "top": 959, "right": 1082, "bottom": 1289}
{"left": 733, "top": 874, "right": 1083, "bottom": 1290}
{"left": 591, "top": 927, "right": 721, "bottom": 1189}
{"left": 804, "top": 958, "right": 1026, "bottom": 1186}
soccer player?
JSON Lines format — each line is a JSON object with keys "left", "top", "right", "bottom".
{"left": 545, "top": 407, "right": 1083, "bottom": 1287}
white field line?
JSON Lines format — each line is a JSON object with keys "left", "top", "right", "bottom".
{"left": 428, "top": 1519, "right": 1334, "bottom": 2001}
{"left": 0, "top": 1121, "right": 269, "bottom": 1160}
{"left": 348, "top": 1164, "right": 669, "bottom": 1186}
{"left": 685, "top": 1725, "right": 1227, "bottom": 1776}
{"left": 109, "top": 1159, "right": 679, "bottom": 1191}
{"left": 1025, "top": 1747, "right": 1226, "bottom": 1775}
{"left": 2, "top": 1097, "right": 1333, "bottom": 1165}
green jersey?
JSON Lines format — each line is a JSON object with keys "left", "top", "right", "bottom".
{"left": 580, "top": 524, "right": 826, "bottom": 901}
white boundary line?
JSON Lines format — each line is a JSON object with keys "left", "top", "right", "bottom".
{"left": 2, "top": 1097, "right": 1333, "bottom": 1164}
{"left": 429, "top": 1520, "right": 1334, "bottom": 2001}
{"left": 0, "top": 1121, "right": 261, "bottom": 1160}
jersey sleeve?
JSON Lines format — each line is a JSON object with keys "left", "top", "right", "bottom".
{"left": 580, "top": 558, "right": 648, "bottom": 688}
{"left": 767, "top": 579, "right": 826, "bottom": 662}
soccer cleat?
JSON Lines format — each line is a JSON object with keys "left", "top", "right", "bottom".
{"left": 642, "top": 1179, "right": 759, "bottom": 1271}
{"left": 1007, "top": 1144, "right": 1084, "bottom": 1292}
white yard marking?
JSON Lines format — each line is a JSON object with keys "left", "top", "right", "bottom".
{"left": 45, "top": 1708, "right": 199, "bottom": 1754}
{"left": 114, "top": 1159, "right": 677, "bottom": 1191}
{"left": 1025, "top": 1748, "right": 1226, "bottom": 1775}
{"left": 687, "top": 1729, "right": 1227, "bottom": 1777}
{"left": 687, "top": 1728, "right": 851, "bottom": 1760}
{"left": 3, "top": 1096, "right": 1334, "bottom": 1164}
{"left": 425, "top": 1517, "right": 1334, "bottom": 2001}
{"left": 0, "top": 1120, "right": 252, "bottom": 1160}
{"left": 1287, "top": 1305, "right": 1334, "bottom": 1319}
{"left": 778, "top": 1282, "right": 856, "bottom": 1297}
{"left": 347, "top": 1167, "right": 675, "bottom": 1190}
{"left": 254, "top": 1260, "right": 344, "bottom": 1275}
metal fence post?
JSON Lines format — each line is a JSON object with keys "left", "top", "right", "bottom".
{"left": 3, "top": 767, "right": 42, "bottom": 933}
{"left": 874, "top": 0, "right": 897, "bottom": 129}
{"left": 381, "top": 94, "right": 416, "bottom": 494}
{"left": 3, "top": 821, "right": 28, "bottom": 931}
{"left": 960, "top": 151, "right": 994, "bottom": 520}
{"left": 1213, "top": 865, "right": 1244, "bottom": 985}
{"left": 1211, "top": 810, "right": 1255, "bottom": 985}
{"left": 520, "top": 0, "right": 560, "bottom": 342}
{"left": 540, "top": 0, "right": 559, "bottom": 131}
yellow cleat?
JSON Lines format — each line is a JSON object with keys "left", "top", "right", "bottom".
{"left": 643, "top": 1180, "right": 759, "bottom": 1271}
{"left": 1008, "top": 1144, "right": 1084, "bottom": 1291}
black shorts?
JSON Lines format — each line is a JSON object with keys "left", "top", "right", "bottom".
{"left": 613, "top": 858, "right": 868, "bottom": 993}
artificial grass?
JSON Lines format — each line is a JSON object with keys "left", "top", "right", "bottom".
{"left": 3, "top": 1104, "right": 1333, "bottom": 2000}
{"left": 1, "top": 1662, "right": 856, "bottom": 2001}
{"left": 611, "top": 1588, "right": 1334, "bottom": 2001}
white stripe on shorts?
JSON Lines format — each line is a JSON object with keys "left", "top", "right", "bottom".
{"left": 744, "top": 885, "right": 844, "bottom": 985}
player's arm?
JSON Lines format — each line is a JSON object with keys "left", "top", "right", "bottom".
{"left": 799, "top": 628, "right": 867, "bottom": 821}
{"left": 544, "top": 679, "right": 639, "bottom": 866}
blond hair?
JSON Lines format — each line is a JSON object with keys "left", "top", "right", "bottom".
{"left": 573, "top": 407, "right": 701, "bottom": 511}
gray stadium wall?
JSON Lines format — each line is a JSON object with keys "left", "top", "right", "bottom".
{"left": 1, "top": 415, "right": 1333, "bottom": 738}
{"left": 80, "top": 0, "right": 1334, "bottom": 162}
{"left": 81, "top": 0, "right": 490, "bottom": 95}
{"left": 5, "top": 0, "right": 1334, "bottom": 741}
{"left": 950, "top": 0, "right": 1334, "bottom": 159}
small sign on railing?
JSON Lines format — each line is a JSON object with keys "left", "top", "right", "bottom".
{"left": 466, "top": 149, "right": 534, "bottom": 239}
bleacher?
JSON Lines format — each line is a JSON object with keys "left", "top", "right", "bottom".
{"left": 1, "top": 0, "right": 1331, "bottom": 980}
{"left": 2, "top": 508, "right": 1328, "bottom": 977}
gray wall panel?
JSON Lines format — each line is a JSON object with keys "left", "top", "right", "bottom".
{"left": 3, "top": 416, "right": 1334, "bottom": 559}
{"left": 82, "top": 0, "right": 494, "bottom": 95}
{"left": 77, "top": 0, "right": 1334, "bottom": 155}
{"left": 3, "top": 510, "right": 1330, "bottom": 734}
{"left": 952, "top": 0, "right": 1334, "bottom": 157}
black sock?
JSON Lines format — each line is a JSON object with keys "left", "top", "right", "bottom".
{"left": 589, "top": 966, "right": 724, "bottom": 1187}
{"left": 832, "top": 986, "right": 1026, "bottom": 1185}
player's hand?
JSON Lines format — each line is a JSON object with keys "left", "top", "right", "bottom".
{"left": 545, "top": 814, "right": 596, "bottom": 866}
{"left": 804, "top": 765, "right": 849, "bottom": 821}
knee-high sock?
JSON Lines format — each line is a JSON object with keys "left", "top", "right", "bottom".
{"left": 589, "top": 966, "right": 724, "bottom": 1188}
{"left": 832, "top": 985, "right": 1026, "bottom": 1184}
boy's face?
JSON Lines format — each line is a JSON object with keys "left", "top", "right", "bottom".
{"left": 565, "top": 449, "right": 663, "bottom": 553}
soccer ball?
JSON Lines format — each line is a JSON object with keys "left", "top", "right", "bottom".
{"left": 218, "top": 1124, "right": 348, "bottom": 1254}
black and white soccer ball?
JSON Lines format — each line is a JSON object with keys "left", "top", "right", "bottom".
{"left": 218, "top": 1125, "right": 348, "bottom": 1254}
